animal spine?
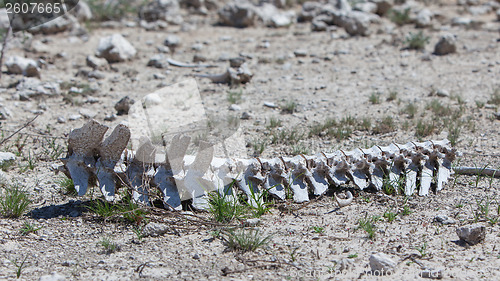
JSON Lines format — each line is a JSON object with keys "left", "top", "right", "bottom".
{"left": 60, "top": 120, "right": 457, "bottom": 210}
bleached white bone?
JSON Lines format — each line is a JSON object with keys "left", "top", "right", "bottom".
{"left": 335, "top": 191, "right": 354, "bottom": 208}
{"left": 61, "top": 121, "right": 458, "bottom": 210}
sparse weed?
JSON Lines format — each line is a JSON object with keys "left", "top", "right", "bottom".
{"left": 118, "top": 194, "right": 148, "bottom": 225}
{"left": 132, "top": 226, "right": 144, "bottom": 241}
{"left": 282, "top": 100, "right": 297, "bottom": 114}
{"left": 402, "top": 102, "right": 418, "bottom": 119}
{"left": 416, "top": 242, "right": 428, "bottom": 257}
{"left": 415, "top": 119, "right": 436, "bottom": 139}
{"left": 19, "top": 221, "right": 42, "bottom": 236}
{"left": 245, "top": 184, "right": 272, "bottom": 218}
{"left": 227, "top": 89, "right": 243, "bottom": 104}
{"left": 383, "top": 209, "right": 398, "bottom": 223}
{"left": 271, "top": 129, "right": 304, "bottom": 145}
{"left": 387, "top": 91, "right": 398, "bottom": 102}
{"left": 99, "top": 237, "right": 120, "bottom": 254}
{"left": 207, "top": 185, "right": 247, "bottom": 223}
{"left": 56, "top": 177, "right": 77, "bottom": 196}
{"left": 9, "top": 256, "right": 28, "bottom": 279}
{"left": 369, "top": 92, "right": 381, "bottom": 104}
{"left": 252, "top": 138, "right": 267, "bottom": 156}
{"left": 389, "top": 8, "right": 411, "bottom": 26}
{"left": 475, "top": 100, "right": 485, "bottom": 108}
{"left": 85, "top": 199, "right": 118, "bottom": 219}
{"left": 268, "top": 117, "right": 282, "bottom": 129}
{"left": 0, "top": 185, "right": 31, "bottom": 218}
{"left": 311, "top": 226, "right": 324, "bottom": 234}
{"left": 348, "top": 253, "right": 358, "bottom": 259}
{"left": 88, "top": 0, "right": 138, "bottom": 21}
{"left": 372, "top": 116, "right": 395, "bottom": 134}
{"left": 224, "top": 228, "right": 272, "bottom": 252}
{"left": 487, "top": 88, "right": 500, "bottom": 105}
{"left": 400, "top": 205, "right": 412, "bottom": 216}
{"left": 405, "top": 31, "right": 430, "bottom": 50}
{"left": 359, "top": 117, "right": 372, "bottom": 131}
{"left": 357, "top": 214, "right": 377, "bottom": 240}
{"left": 291, "top": 143, "right": 310, "bottom": 155}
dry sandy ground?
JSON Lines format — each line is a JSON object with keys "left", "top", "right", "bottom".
{"left": 0, "top": 0, "right": 499, "bottom": 280}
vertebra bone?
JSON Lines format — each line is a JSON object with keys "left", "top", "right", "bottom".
{"left": 60, "top": 121, "right": 458, "bottom": 210}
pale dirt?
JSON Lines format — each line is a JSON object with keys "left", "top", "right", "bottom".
{"left": 0, "top": 0, "right": 499, "bottom": 280}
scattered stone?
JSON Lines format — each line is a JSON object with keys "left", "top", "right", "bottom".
{"left": 79, "top": 108, "right": 97, "bottom": 119}
{"left": 244, "top": 218, "right": 261, "bottom": 227}
{"left": 218, "top": 1, "right": 257, "bottom": 28}
{"left": 0, "top": 152, "right": 16, "bottom": 166}
{"left": 16, "top": 78, "right": 60, "bottom": 99}
{"left": 494, "top": 111, "right": 500, "bottom": 120}
{"left": 456, "top": 224, "right": 486, "bottom": 245}
{"left": 153, "top": 73, "right": 166, "bottom": 79}
{"left": 420, "top": 269, "right": 444, "bottom": 279}
{"left": 416, "top": 9, "right": 433, "bottom": 28}
{"left": 229, "top": 104, "right": 241, "bottom": 111}
{"left": 451, "top": 17, "right": 471, "bottom": 26}
{"left": 5, "top": 56, "right": 40, "bottom": 77}
{"left": 147, "top": 54, "right": 168, "bottom": 68}
{"left": 61, "top": 260, "right": 77, "bottom": 267}
{"left": 31, "top": 40, "right": 51, "bottom": 53}
{"left": 139, "top": 0, "right": 183, "bottom": 24}
{"left": 88, "top": 71, "right": 105, "bottom": 80}
{"left": 68, "top": 114, "right": 82, "bottom": 121}
{"left": 104, "top": 114, "right": 117, "bottom": 121}
{"left": 39, "top": 272, "right": 66, "bottom": 281}
{"left": 193, "top": 54, "right": 207, "bottom": 62}
{"left": 29, "top": 15, "right": 77, "bottom": 34}
{"left": 264, "top": 102, "right": 278, "bottom": 108}
{"left": 142, "top": 222, "right": 170, "bottom": 237}
{"left": 434, "top": 34, "right": 457, "bottom": 56}
{"left": 434, "top": 214, "right": 456, "bottom": 225}
{"left": 71, "top": 1, "right": 93, "bottom": 22}
{"left": 164, "top": 34, "right": 181, "bottom": 51}
{"left": 229, "top": 57, "right": 245, "bottom": 68}
{"left": 241, "top": 112, "right": 251, "bottom": 119}
{"left": 436, "top": 89, "right": 450, "bottom": 97}
{"left": 192, "top": 253, "right": 200, "bottom": 260}
{"left": 298, "top": 1, "right": 322, "bottom": 22}
{"left": 354, "top": 2, "right": 377, "bottom": 14}
{"left": 86, "top": 96, "right": 99, "bottom": 104}
{"left": 0, "top": 170, "right": 9, "bottom": 185}
{"left": 57, "top": 116, "right": 66, "bottom": 123}
{"left": 86, "top": 55, "right": 109, "bottom": 70}
{"left": 96, "top": 34, "right": 137, "bottom": 63}
{"left": 115, "top": 96, "right": 134, "bottom": 115}
{"left": 144, "top": 93, "right": 162, "bottom": 106}
{"left": 294, "top": 49, "right": 308, "bottom": 57}
{"left": 369, "top": 253, "right": 396, "bottom": 275}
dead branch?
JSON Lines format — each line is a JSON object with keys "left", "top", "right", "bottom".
{"left": 0, "top": 114, "right": 39, "bottom": 146}
{"left": 454, "top": 167, "right": 500, "bottom": 178}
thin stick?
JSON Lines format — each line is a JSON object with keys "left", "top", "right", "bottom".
{"left": 454, "top": 167, "right": 500, "bottom": 178}
{"left": 0, "top": 114, "right": 39, "bottom": 146}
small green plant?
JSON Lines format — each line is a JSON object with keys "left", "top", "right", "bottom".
{"left": 369, "top": 92, "right": 381, "bottom": 104}
{"left": 132, "top": 226, "right": 144, "bottom": 241}
{"left": 402, "top": 102, "right": 418, "bottom": 119}
{"left": 359, "top": 117, "right": 372, "bottom": 131}
{"left": 415, "top": 242, "right": 428, "bottom": 257}
{"left": 245, "top": 184, "right": 272, "bottom": 218}
{"left": 357, "top": 214, "right": 377, "bottom": 240}
{"left": 207, "top": 184, "right": 247, "bottom": 223}
{"left": 271, "top": 129, "right": 304, "bottom": 145}
{"left": 400, "top": 205, "right": 412, "bottom": 216}
{"left": 475, "top": 100, "right": 485, "bottom": 108}
{"left": 291, "top": 143, "right": 310, "bottom": 155}
{"left": 9, "top": 256, "right": 28, "bottom": 279}
{"left": 289, "top": 246, "right": 299, "bottom": 262}
{"left": 487, "top": 216, "right": 499, "bottom": 226}
{"left": 387, "top": 91, "right": 398, "bottom": 102}
{"left": 389, "top": 8, "right": 411, "bottom": 26}
{"left": 99, "top": 237, "right": 120, "bottom": 254}
{"left": 487, "top": 88, "right": 500, "bottom": 105}
{"left": 282, "top": 100, "right": 297, "bottom": 114}
{"left": 383, "top": 209, "right": 397, "bottom": 223}
{"left": 311, "top": 226, "right": 324, "bottom": 234}
{"left": 268, "top": 117, "right": 282, "bottom": 128}
{"left": 56, "top": 177, "right": 76, "bottom": 196}
{"left": 19, "top": 221, "right": 42, "bottom": 236}
{"left": 415, "top": 120, "right": 436, "bottom": 139}
{"left": 405, "top": 31, "right": 430, "bottom": 50}
{"left": 252, "top": 139, "right": 267, "bottom": 156}
{"left": 224, "top": 228, "right": 272, "bottom": 252}
{"left": 85, "top": 199, "right": 118, "bottom": 219}
{"left": 0, "top": 185, "right": 31, "bottom": 218}
{"left": 373, "top": 116, "right": 395, "bottom": 134}
{"left": 118, "top": 194, "right": 148, "bottom": 225}
{"left": 87, "top": 0, "right": 139, "bottom": 21}
{"left": 227, "top": 89, "right": 243, "bottom": 104}
{"left": 348, "top": 253, "right": 358, "bottom": 259}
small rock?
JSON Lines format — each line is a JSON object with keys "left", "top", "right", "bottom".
{"left": 420, "top": 269, "right": 443, "bottom": 279}
{"left": 104, "top": 114, "right": 117, "bottom": 121}
{"left": 79, "top": 109, "right": 97, "bottom": 119}
{"left": 86, "top": 55, "right": 108, "bottom": 70}
{"left": 229, "top": 104, "right": 241, "bottom": 111}
{"left": 69, "top": 114, "right": 82, "bottom": 121}
{"left": 144, "top": 93, "right": 162, "bottom": 106}
{"left": 142, "top": 222, "right": 170, "bottom": 237}
{"left": 371, "top": 0, "right": 393, "bottom": 16}
{"left": 86, "top": 96, "right": 99, "bottom": 104}
{"left": 434, "top": 34, "right": 457, "bottom": 56}
{"left": 436, "top": 89, "right": 450, "bottom": 97}
{"left": 451, "top": 17, "right": 471, "bottom": 26}
{"left": 30, "top": 14, "right": 76, "bottom": 34}
{"left": 5, "top": 56, "right": 40, "bottom": 77}
{"left": 57, "top": 116, "right": 66, "bottom": 123}
{"left": 61, "top": 260, "right": 77, "bottom": 267}
{"left": 456, "top": 224, "right": 486, "bottom": 245}
{"left": 153, "top": 73, "right": 166, "bottom": 80}
{"left": 88, "top": 70, "right": 105, "bottom": 80}
{"left": 193, "top": 54, "right": 207, "bottom": 62}
{"left": 96, "top": 34, "right": 137, "bottom": 63}
{"left": 416, "top": 9, "right": 433, "bottom": 28}
{"left": 114, "top": 96, "right": 134, "bottom": 115}
{"left": 229, "top": 57, "right": 246, "bottom": 68}
{"left": 294, "top": 49, "right": 308, "bottom": 57}
{"left": 244, "top": 218, "right": 261, "bottom": 227}
{"left": 264, "top": 102, "right": 278, "bottom": 108}
{"left": 434, "top": 214, "right": 456, "bottom": 225}
{"left": 71, "top": 1, "right": 93, "bottom": 21}
{"left": 0, "top": 152, "right": 16, "bottom": 166}
{"left": 0, "top": 170, "right": 9, "bottom": 185}
{"left": 31, "top": 40, "right": 51, "bottom": 53}
{"left": 354, "top": 2, "right": 377, "bottom": 14}
{"left": 147, "top": 54, "right": 168, "bottom": 68}
{"left": 218, "top": 1, "right": 257, "bottom": 28}
{"left": 164, "top": 34, "right": 181, "bottom": 50}
{"left": 369, "top": 253, "right": 396, "bottom": 275}
{"left": 69, "top": 210, "right": 80, "bottom": 217}
{"left": 192, "top": 254, "right": 200, "bottom": 260}
{"left": 493, "top": 111, "right": 500, "bottom": 120}
{"left": 39, "top": 272, "right": 66, "bottom": 281}
{"left": 241, "top": 112, "right": 251, "bottom": 119}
